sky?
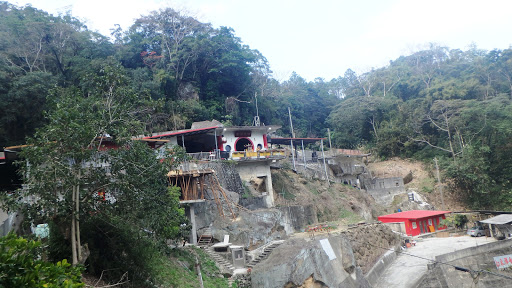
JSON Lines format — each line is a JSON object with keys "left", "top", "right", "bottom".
{"left": 8, "top": 0, "right": 512, "bottom": 82}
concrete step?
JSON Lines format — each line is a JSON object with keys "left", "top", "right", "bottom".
{"left": 247, "top": 241, "right": 284, "bottom": 268}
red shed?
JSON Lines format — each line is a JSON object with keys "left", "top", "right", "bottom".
{"left": 378, "top": 210, "right": 451, "bottom": 236}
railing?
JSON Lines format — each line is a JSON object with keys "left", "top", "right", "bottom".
{"left": 187, "top": 151, "right": 217, "bottom": 161}
{"left": 185, "top": 149, "right": 286, "bottom": 162}
{"left": 231, "top": 149, "right": 285, "bottom": 160}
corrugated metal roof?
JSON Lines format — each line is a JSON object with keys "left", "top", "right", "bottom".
{"left": 480, "top": 214, "right": 512, "bottom": 225}
{"left": 378, "top": 210, "right": 451, "bottom": 220}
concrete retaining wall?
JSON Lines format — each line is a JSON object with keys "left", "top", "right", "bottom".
{"left": 418, "top": 239, "right": 512, "bottom": 288}
{"left": 365, "top": 249, "right": 397, "bottom": 287}
{"left": 236, "top": 161, "right": 274, "bottom": 207}
{"left": 436, "top": 238, "right": 512, "bottom": 263}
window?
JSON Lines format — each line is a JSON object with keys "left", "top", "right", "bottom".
{"left": 428, "top": 219, "right": 433, "bottom": 226}
{"left": 412, "top": 222, "right": 417, "bottom": 229}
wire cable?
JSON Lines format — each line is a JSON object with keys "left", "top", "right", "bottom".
{"left": 347, "top": 224, "right": 512, "bottom": 281}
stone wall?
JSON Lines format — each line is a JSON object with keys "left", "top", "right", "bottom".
{"left": 415, "top": 239, "right": 512, "bottom": 287}
{"left": 200, "top": 205, "right": 317, "bottom": 248}
{"left": 364, "top": 177, "right": 406, "bottom": 205}
{"left": 195, "top": 161, "right": 245, "bottom": 196}
{"left": 340, "top": 223, "right": 400, "bottom": 274}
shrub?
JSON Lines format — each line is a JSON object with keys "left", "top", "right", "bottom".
{"left": 0, "top": 233, "right": 83, "bottom": 288}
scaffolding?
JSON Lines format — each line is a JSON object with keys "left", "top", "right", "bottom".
{"left": 167, "top": 169, "right": 235, "bottom": 219}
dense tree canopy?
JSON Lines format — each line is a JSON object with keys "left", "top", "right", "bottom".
{"left": 327, "top": 44, "right": 512, "bottom": 209}
{"left": 1, "top": 2, "right": 511, "bottom": 219}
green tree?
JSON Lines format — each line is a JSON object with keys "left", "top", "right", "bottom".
{"left": 1, "top": 63, "right": 187, "bottom": 266}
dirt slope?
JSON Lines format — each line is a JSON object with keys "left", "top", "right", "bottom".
{"left": 271, "top": 169, "right": 384, "bottom": 225}
{"left": 367, "top": 157, "right": 467, "bottom": 211}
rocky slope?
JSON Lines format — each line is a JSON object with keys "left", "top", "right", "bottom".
{"left": 271, "top": 169, "right": 382, "bottom": 224}
{"left": 250, "top": 224, "right": 399, "bottom": 288}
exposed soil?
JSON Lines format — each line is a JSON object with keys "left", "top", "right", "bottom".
{"left": 367, "top": 157, "right": 467, "bottom": 211}
{"left": 271, "top": 169, "right": 384, "bottom": 225}
{"left": 270, "top": 156, "right": 470, "bottom": 228}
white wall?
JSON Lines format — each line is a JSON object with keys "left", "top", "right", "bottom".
{"left": 222, "top": 129, "right": 266, "bottom": 152}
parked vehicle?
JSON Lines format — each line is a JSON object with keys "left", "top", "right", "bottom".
{"left": 467, "top": 226, "right": 485, "bottom": 237}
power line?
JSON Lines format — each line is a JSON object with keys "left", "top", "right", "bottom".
{"left": 346, "top": 228, "right": 512, "bottom": 281}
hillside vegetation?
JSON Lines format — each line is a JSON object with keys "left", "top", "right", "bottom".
{"left": 1, "top": 3, "right": 511, "bottom": 210}
{"left": 1, "top": 3, "right": 510, "bottom": 211}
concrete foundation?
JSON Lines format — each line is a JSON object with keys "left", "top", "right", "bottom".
{"left": 236, "top": 161, "right": 275, "bottom": 207}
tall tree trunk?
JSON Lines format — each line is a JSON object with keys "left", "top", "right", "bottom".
{"left": 76, "top": 180, "right": 81, "bottom": 262}
{"left": 71, "top": 185, "right": 78, "bottom": 265}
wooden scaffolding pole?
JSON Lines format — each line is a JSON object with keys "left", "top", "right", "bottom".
{"left": 208, "top": 175, "right": 224, "bottom": 217}
{"left": 214, "top": 174, "right": 236, "bottom": 219}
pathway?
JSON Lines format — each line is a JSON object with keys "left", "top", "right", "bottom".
{"left": 374, "top": 235, "right": 495, "bottom": 288}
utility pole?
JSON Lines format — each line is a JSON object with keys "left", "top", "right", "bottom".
{"left": 288, "top": 107, "right": 295, "bottom": 138}
{"left": 327, "top": 128, "right": 332, "bottom": 149}
{"left": 434, "top": 157, "right": 445, "bottom": 210}
{"left": 327, "top": 128, "right": 333, "bottom": 157}
{"left": 288, "top": 107, "right": 296, "bottom": 170}
{"left": 321, "top": 139, "right": 329, "bottom": 184}
{"left": 253, "top": 92, "right": 260, "bottom": 126}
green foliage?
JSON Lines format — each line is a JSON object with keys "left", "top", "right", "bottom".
{"left": 149, "top": 246, "right": 228, "bottom": 288}
{"left": 81, "top": 215, "right": 166, "bottom": 285}
{"left": 47, "top": 221, "right": 71, "bottom": 264}
{"left": 442, "top": 214, "right": 469, "bottom": 230}
{"left": 0, "top": 233, "right": 83, "bottom": 288}
{"left": 1, "top": 61, "right": 188, "bottom": 269}
{"left": 271, "top": 170, "right": 295, "bottom": 200}
{"left": 326, "top": 45, "right": 512, "bottom": 209}
{"left": 454, "top": 214, "right": 469, "bottom": 230}
{"left": 339, "top": 208, "right": 363, "bottom": 224}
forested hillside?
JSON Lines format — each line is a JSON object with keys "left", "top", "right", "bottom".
{"left": 1, "top": 2, "right": 511, "bottom": 209}
{"left": 328, "top": 45, "right": 512, "bottom": 209}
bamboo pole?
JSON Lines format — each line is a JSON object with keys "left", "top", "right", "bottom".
{"left": 214, "top": 174, "right": 236, "bottom": 219}
{"left": 199, "top": 176, "right": 205, "bottom": 200}
{"left": 209, "top": 175, "right": 223, "bottom": 217}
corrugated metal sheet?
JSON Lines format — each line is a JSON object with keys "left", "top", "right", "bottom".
{"left": 480, "top": 214, "right": 512, "bottom": 225}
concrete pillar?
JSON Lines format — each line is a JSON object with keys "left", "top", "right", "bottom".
{"left": 265, "top": 165, "right": 275, "bottom": 208}
{"left": 489, "top": 223, "right": 494, "bottom": 238}
{"left": 189, "top": 204, "right": 197, "bottom": 245}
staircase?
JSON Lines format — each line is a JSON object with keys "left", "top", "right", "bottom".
{"left": 204, "top": 246, "right": 235, "bottom": 274}
{"left": 247, "top": 240, "right": 284, "bottom": 268}
{"left": 198, "top": 227, "right": 213, "bottom": 246}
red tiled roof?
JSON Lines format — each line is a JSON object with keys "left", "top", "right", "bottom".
{"left": 143, "top": 126, "right": 220, "bottom": 139}
{"left": 378, "top": 210, "right": 451, "bottom": 220}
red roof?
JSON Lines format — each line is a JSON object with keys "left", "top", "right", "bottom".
{"left": 378, "top": 210, "right": 451, "bottom": 220}
{"left": 143, "top": 126, "right": 220, "bottom": 139}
